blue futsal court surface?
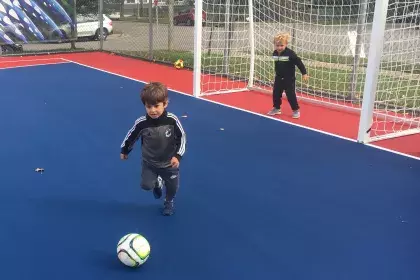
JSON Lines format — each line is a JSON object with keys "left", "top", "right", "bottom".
{"left": 1, "top": 62, "right": 419, "bottom": 280}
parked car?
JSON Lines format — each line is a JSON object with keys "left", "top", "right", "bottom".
{"left": 392, "top": 3, "right": 419, "bottom": 28}
{"left": 0, "top": 43, "right": 23, "bottom": 55}
{"left": 173, "top": 8, "right": 206, "bottom": 26}
{"left": 52, "top": 14, "right": 113, "bottom": 42}
{"left": 0, "top": 28, "right": 23, "bottom": 54}
{"left": 403, "top": 12, "right": 420, "bottom": 28}
{"left": 108, "top": 12, "right": 121, "bottom": 21}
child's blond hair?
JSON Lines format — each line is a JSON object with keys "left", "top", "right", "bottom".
{"left": 274, "top": 32, "right": 290, "bottom": 45}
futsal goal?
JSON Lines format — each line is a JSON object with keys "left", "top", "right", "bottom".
{"left": 192, "top": 0, "right": 420, "bottom": 143}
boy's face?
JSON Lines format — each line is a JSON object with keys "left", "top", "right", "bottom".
{"left": 275, "top": 41, "right": 287, "bottom": 52}
{"left": 145, "top": 101, "right": 167, "bottom": 119}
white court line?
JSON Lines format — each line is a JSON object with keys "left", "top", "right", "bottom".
{"left": 0, "top": 61, "right": 70, "bottom": 70}
{"left": 0, "top": 57, "right": 63, "bottom": 64}
{"left": 61, "top": 58, "right": 420, "bottom": 162}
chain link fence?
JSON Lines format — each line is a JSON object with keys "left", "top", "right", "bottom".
{"left": 0, "top": 0, "right": 102, "bottom": 56}
{"left": 1, "top": 0, "right": 419, "bottom": 84}
{"left": 101, "top": 0, "right": 195, "bottom": 65}
{"left": 0, "top": 0, "right": 196, "bottom": 67}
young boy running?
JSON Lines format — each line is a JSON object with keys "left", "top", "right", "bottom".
{"left": 120, "top": 82, "right": 186, "bottom": 216}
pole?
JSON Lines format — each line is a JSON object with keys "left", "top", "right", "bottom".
{"left": 349, "top": 0, "right": 368, "bottom": 101}
{"left": 223, "top": 0, "right": 231, "bottom": 75}
{"left": 357, "top": 0, "right": 389, "bottom": 143}
{"left": 248, "top": 0, "right": 255, "bottom": 88}
{"left": 155, "top": 0, "right": 159, "bottom": 39}
{"left": 193, "top": 0, "right": 203, "bottom": 97}
{"left": 149, "top": 0, "right": 153, "bottom": 60}
{"left": 168, "top": 0, "right": 174, "bottom": 50}
{"left": 99, "top": 0, "right": 104, "bottom": 50}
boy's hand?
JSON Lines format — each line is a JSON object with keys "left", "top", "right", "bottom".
{"left": 120, "top": 153, "right": 128, "bottom": 160}
{"left": 302, "top": 74, "right": 309, "bottom": 82}
{"left": 171, "top": 157, "right": 179, "bottom": 168}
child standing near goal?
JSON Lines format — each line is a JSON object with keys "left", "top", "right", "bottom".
{"left": 268, "top": 32, "right": 309, "bottom": 119}
{"left": 120, "top": 82, "right": 186, "bottom": 216}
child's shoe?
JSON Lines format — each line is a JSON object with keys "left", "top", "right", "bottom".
{"left": 267, "top": 108, "right": 281, "bottom": 116}
{"left": 162, "top": 200, "right": 174, "bottom": 216}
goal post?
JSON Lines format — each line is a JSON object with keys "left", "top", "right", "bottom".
{"left": 358, "top": 0, "right": 420, "bottom": 143}
{"left": 247, "top": 0, "right": 256, "bottom": 89}
{"left": 357, "top": 0, "right": 389, "bottom": 143}
{"left": 193, "top": 0, "right": 420, "bottom": 143}
{"left": 193, "top": 0, "right": 203, "bottom": 99}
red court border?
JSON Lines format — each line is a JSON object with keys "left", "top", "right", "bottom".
{"left": 2, "top": 51, "right": 418, "bottom": 160}
{"left": 0, "top": 57, "right": 68, "bottom": 69}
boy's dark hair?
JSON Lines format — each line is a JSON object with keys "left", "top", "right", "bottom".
{"left": 141, "top": 82, "right": 168, "bottom": 105}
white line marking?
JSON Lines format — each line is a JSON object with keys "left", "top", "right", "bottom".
{"left": 0, "top": 57, "right": 63, "bottom": 64}
{"left": 0, "top": 61, "right": 70, "bottom": 70}
{"left": 365, "top": 143, "right": 420, "bottom": 161}
{"left": 61, "top": 58, "right": 420, "bottom": 161}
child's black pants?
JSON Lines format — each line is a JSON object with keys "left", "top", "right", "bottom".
{"left": 140, "top": 161, "right": 179, "bottom": 202}
{"left": 272, "top": 76, "right": 299, "bottom": 111}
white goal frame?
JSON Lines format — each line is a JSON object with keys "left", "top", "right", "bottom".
{"left": 193, "top": 0, "right": 420, "bottom": 144}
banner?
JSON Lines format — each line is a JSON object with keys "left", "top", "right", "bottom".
{"left": 0, "top": 0, "right": 76, "bottom": 45}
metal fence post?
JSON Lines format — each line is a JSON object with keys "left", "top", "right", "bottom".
{"left": 99, "top": 0, "right": 104, "bottom": 50}
{"left": 349, "top": 0, "right": 368, "bottom": 102}
{"left": 149, "top": 0, "right": 154, "bottom": 60}
{"left": 168, "top": 0, "right": 174, "bottom": 51}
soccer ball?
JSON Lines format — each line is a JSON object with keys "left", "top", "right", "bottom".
{"left": 174, "top": 58, "right": 184, "bottom": 69}
{"left": 117, "top": 233, "right": 151, "bottom": 267}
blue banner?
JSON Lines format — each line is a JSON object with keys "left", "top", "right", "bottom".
{"left": 0, "top": 0, "right": 76, "bottom": 44}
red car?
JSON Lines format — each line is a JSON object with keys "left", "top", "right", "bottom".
{"left": 173, "top": 8, "right": 206, "bottom": 26}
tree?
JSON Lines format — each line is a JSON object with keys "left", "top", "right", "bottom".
{"left": 75, "top": 0, "right": 121, "bottom": 16}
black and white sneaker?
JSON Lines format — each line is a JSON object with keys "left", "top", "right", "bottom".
{"left": 162, "top": 200, "right": 174, "bottom": 216}
{"left": 153, "top": 176, "right": 163, "bottom": 199}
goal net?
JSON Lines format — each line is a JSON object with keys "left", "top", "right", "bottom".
{"left": 193, "top": 0, "right": 420, "bottom": 143}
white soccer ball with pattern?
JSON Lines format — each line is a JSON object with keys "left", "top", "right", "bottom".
{"left": 117, "top": 233, "right": 151, "bottom": 267}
